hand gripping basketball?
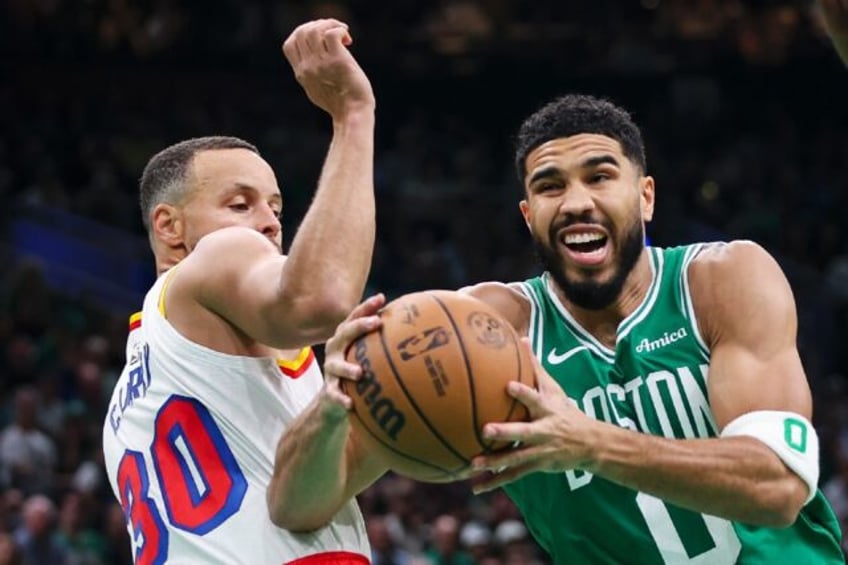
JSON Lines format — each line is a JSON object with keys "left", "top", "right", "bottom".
{"left": 341, "top": 290, "right": 534, "bottom": 482}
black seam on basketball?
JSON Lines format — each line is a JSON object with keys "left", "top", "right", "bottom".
{"left": 377, "top": 314, "right": 469, "bottom": 466}
{"left": 430, "top": 293, "right": 482, "bottom": 458}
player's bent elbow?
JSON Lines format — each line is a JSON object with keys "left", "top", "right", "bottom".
{"left": 315, "top": 298, "right": 355, "bottom": 332}
{"left": 297, "top": 302, "right": 350, "bottom": 343}
{"left": 753, "top": 506, "right": 801, "bottom": 529}
{"left": 283, "top": 277, "right": 364, "bottom": 327}
{"left": 265, "top": 294, "right": 351, "bottom": 346}
{"left": 749, "top": 480, "right": 807, "bottom": 528}
{"left": 267, "top": 487, "right": 307, "bottom": 532}
{"left": 268, "top": 503, "right": 331, "bottom": 534}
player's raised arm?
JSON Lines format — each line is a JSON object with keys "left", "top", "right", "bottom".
{"left": 172, "top": 19, "right": 376, "bottom": 349}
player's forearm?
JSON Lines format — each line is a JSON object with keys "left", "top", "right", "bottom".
{"left": 586, "top": 424, "right": 808, "bottom": 527}
{"left": 267, "top": 400, "right": 352, "bottom": 532}
{"left": 279, "top": 109, "right": 376, "bottom": 334}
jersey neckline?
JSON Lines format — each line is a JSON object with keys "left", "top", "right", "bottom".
{"left": 541, "top": 246, "right": 662, "bottom": 360}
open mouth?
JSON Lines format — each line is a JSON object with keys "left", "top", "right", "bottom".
{"left": 561, "top": 231, "right": 609, "bottom": 265}
{"left": 564, "top": 232, "right": 606, "bottom": 252}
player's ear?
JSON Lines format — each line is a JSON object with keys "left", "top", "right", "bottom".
{"left": 152, "top": 203, "right": 184, "bottom": 248}
{"left": 640, "top": 176, "right": 655, "bottom": 222}
{"left": 519, "top": 200, "right": 532, "bottom": 232}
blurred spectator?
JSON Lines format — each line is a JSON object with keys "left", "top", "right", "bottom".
{"left": 368, "top": 514, "right": 419, "bottom": 565}
{"left": 1, "top": 491, "right": 23, "bottom": 534}
{"left": 424, "top": 514, "right": 474, "bottom": 565}
{"left": 33, "top": 372, "right": 65, "bottom": 440}
{"left": 99, "top": 504, "right": 131, "bottom": 565}
{"left": 381, "top": 475, "right": 430, "bottom": 555}
{"left": 0, "top": 531, "right": 22, "bottom": 565}
{"left": 493, "top": 519, "right": 544, "bottom": 565}
{"left": 458, "top": 520, "right": 492, "bottom": 562}
{"left": 12, "top": 495, "right": 66, "bottom": 565}
{"left": 0, "top": 388, "right": 57, "bottom": 496}
{"left": 54, "top": 491, "right": 107, "bottom": 565}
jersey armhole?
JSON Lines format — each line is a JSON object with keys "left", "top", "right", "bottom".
{"left": 517, "top": 281, "right": 543, "bottom": 359}
{"left": 681, "top": 244, "right": 710, "bottom": 359}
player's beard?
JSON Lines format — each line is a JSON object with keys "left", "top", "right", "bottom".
{"left": 533, "top": 215, "right": 645, "bottom": 311}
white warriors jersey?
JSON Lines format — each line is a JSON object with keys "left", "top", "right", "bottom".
{"left": 102, "top": 270, "right": 370, "bottom": 565}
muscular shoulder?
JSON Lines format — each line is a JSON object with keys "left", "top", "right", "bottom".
{"left": 191, "top": 226, "right": 280, "bottom": 262}
{"left": 167, "top": 227, "right": 284, "bottom": 313}
{"left": 688, "top": 240, "right": 785, "bottom": 292}
{"left": 179, "top": 227, "right": 281, "bottom": 280}
{"left": 460, "top": 281, "right": 531, "bottom": 336}
{"left": 688, "top": 240, "right": 796, "bottom": 346}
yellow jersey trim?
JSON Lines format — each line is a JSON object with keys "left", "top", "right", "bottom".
{"left": 157, "top": 265, "right": 182, "bottom": 318}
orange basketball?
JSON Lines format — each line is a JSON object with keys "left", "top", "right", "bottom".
{"left": 342, "top": 290, "right": 535, "bottom": 482}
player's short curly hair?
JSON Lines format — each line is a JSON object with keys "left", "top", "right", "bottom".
{"left": 139, "top": 136, "right": 259, "bottom": 232}
{"left": 514, "top": 94, "right": 646, "bottom": 182}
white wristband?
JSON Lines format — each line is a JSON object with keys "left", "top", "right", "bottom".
{"left": 720, "top": 410, "right": 819, "bottom": 505}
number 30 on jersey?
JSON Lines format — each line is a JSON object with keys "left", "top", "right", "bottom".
{"left": 117, "top": 395, "right": 247, "bottom": 565}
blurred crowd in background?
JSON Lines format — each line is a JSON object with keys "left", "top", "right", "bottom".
{"left": 2, "top": 0, "right": 848, "bottom": 563}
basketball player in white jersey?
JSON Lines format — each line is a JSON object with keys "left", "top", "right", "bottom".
{"left": 101, "top": 19, "right": 384, "bottom": 565}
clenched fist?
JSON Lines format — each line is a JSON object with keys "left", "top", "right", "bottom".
{"left": 283, "top": 19, "right": 375, "bottom": 118}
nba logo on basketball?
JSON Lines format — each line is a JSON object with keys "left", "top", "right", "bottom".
{"left": 396, "top": 327, "right": 451, "bottom": 361}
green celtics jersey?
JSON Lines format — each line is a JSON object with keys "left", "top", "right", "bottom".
{"left": 508, "top": 244, "right": 843, "bottom": 564}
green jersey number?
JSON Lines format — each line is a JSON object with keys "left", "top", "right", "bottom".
{"left": 637, "top": 493, "right": 741, "bottom": 564}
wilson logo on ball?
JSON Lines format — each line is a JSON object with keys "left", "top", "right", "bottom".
{"left": 352, "top": 339, "right": 406, "bottom": 440}
{"left": 396, "top": 327, "right": 451, "bottom": 361}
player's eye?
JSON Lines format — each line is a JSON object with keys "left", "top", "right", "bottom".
{"left": 535, "top": 181, "right": 560, "bottom": 193}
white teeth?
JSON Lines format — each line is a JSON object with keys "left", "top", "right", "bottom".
{"left": 564, "top": 232, "right": 605, "bottom": 245}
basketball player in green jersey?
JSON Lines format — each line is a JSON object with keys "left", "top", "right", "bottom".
{"left": 262, "top": 8, "right": 848, "bottom": 560}
{"left": 458, "top": 94, "right": 844, "bottom": 563}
